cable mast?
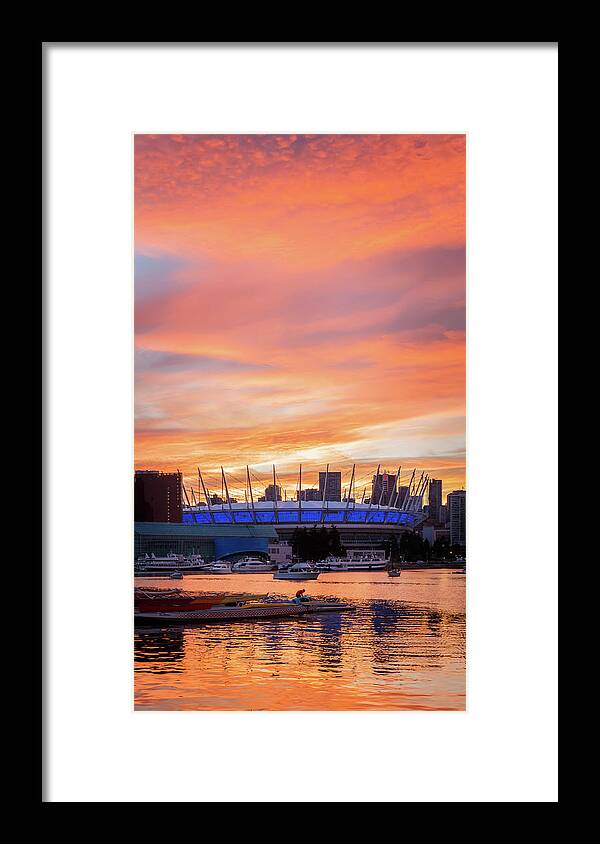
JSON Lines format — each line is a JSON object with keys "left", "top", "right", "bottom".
{"left": 321, "top": 463, "right": 329, "bottom": 522}
{"left": 221, "top": 466, "right": 233, "bottom": 515}
{"left": 246, "top": 465, "right": 256, "bottom": 519}
{"left": 198, "top": 467, "right": 214, "bottom": 523}
{"left": 345, "top": 464, "right": 356, "bottom": 514}
{"left": 384, "top": 465, "right": 401, "bottom": 522}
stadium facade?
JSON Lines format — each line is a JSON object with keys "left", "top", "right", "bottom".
{"left": 180, "top": 465, "right": 428, "bottom": 554}
{"left": 135, "top": 465, "right": 429, "bottom": 559}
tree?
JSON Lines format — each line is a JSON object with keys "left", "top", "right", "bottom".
{"left": 328, "top": 525, "right": 345, "bottom": 557}
{"left": 399, "top": 530, "right": 427, "bottom": 561}
{"left": 433, "top": 537, "right": 450, "bottom": 560}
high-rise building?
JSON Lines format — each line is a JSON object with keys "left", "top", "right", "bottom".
{"left": 396, "top": 486, "right": 410, "bottom": 508}
{"left": 439, "top": 504, "right": 448, "bottom": 525}
{"left": 298, "top": 488, "right": 322, "bottom": 501}
{"left": 264, "top": 484, "right": 282, "bottom": 502}
{"left": 319, "top": 472, "right": 342, "bottom": 501}
{"left": 371, "top": 470, "right": 397, "bottom": 505}
{"left": 447, "top": 490, "right": 466, "bottom": 547}
{"left": 428, "top": 479, "right": 443, "bottom": 522}
{"left": 134, "top": 470, "right": 182, "bottom": 523}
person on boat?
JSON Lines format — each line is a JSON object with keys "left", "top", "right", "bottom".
{"left": 292, "top": 589, "right": 308, "bottom": 604}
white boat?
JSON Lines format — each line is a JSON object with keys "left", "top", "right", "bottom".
{"left": 169, "top": 571, "right": 184, "bottom": 580}
{"left": 135, "top": 553, "right": 207, "bottom": 573}
{"left": 231, "top": 556, "right": 276, "bottom": 573}
{"left": 388, "top": 568, "right": 401, "bottom": 578}
{"left": 317, "top": 557, "right": 349, "bottom": 572}
{"left": 345, "top": 552, "right": 387, "bottom": 571}
{"left": 317, "top": 553, "right": 387, "bottom": 572}
{"left": 202, "top": 561, "right": 233, "bottom": 574}
{"left": 273, "top": 562, "right": 320, "bottom": 581}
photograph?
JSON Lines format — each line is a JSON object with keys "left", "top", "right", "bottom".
{"left": 134, "top": 133, "right": 467, "bottom": 710}
{"left": 44, "top": 42, "right": 557, "bottom": 803}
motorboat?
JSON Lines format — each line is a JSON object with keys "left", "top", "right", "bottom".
{"left": 388, "top": 568, "right": 401, "bottom": 577}
{"left": 231, "top": 556, "right": 276, "bottom": 573}
{"left": 344, "top": 552, "right": 387, "bottom": 571}
{"left": 317, "top": 557, "right": 349, "bottom": 572}
{"left": 202, "top": 561, "right": 234, "bottom": 574}
{"left": 135, "top": 553, "right": 207, "bottom": 573}
{"left": 273, "top": 562, "right": 320, "bottom": 581}
{"left": 317, "top": 554, "right": 387, "bottom": 572}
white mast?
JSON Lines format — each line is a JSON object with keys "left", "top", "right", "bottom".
{"left": 198, "top": 468, "right": 214, "bottom": 523}
{"left": 321, "top": 463, "right": 329, "bottom": 522}
{"left": 345, "top": 464, "right": 356, "bottom": 514}
{"left": 384, "top": 466, "right": 401, "bottom": 522}
{"left": 402, "top": 469, "right": 416, "bottom": 509}
{"left": 377, "top": 470, "right": 387, "bottom": 507}
{"left": 246, "top": 465, "right": 256, "bottom": 519}
{"left": 221, "top": 466, "right": 233, "bottom": 514}
{"left": 182, "top": 482, "right": 192, "bottom": 509}
{"left": 410, "top": 472, "right": 425, "bottom": 511}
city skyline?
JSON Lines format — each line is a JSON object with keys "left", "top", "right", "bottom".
{"left": 135, "top": 134, "right": 466, "bottom": 497}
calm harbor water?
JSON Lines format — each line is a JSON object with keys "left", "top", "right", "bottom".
{"left": 134, "top": 569, "right": 465, "bottom": 711}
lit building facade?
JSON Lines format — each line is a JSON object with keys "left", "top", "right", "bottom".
{"left": 371, "top": 470, "right": 397, "bottom": 505}
{"left": 428, "top": 479, "right": 443, "bottom": 522}
{"left": 319, "top": 472, "right": 342, "bottom": 501}
{"left": 134, "top": 470, "right": 182, "bottom": 523}
{"left": 447, "top": 490, "right": 466, "bottom": 547}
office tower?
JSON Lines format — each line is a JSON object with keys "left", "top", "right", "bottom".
{"left": 299, "top": 488, "right": 322, "bottom": 501}
{"left": 447, "top": 490, "right": 466, "bottom": 546}
{"left": 428, "top": 478, "right": 443, "bottom": 522}
{"left": 134, "top": 470, "right": 182, "bottom": 523}
{"left": 371, "top": 470, "right": 397, "bottom": 505}
{"left": 396, "top": 485, "right": 410, "bottom": 508}
{"left": 264, "top": 484, "right": 282, "bottom": 502}
{"left": 319, "top": 471, "right": 342, "bottom": 501}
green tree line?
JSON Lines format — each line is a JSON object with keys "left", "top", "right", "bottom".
{"left": 291, "top": 526, "right": 345, "bottom": 562}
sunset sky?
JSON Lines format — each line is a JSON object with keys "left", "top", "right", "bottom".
{"left": 134, "top": 134, "right": 466, "bottom": 502}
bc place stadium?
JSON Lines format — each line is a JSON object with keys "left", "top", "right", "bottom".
{"left": 134, "top": 464, "right": 430, "bottom": 562}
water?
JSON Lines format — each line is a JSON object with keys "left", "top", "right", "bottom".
{"left": 134, "top": 569, "right": 465, "bottom": 711}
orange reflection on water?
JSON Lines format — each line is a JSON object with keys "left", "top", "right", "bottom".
{"left": 134, "top": 570, "right": 465, "bottom": 711}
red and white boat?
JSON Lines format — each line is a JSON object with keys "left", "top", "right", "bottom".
{"left": 134, "top": 587, "right": 261, "bottom": 614}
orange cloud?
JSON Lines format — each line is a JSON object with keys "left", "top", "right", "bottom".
{"left": 135, "top": 135, "right": 466, "bottom": 500}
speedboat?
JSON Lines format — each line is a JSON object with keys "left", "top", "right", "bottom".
{"left": 231, "top": 556, "right": 275, "bottom": 573}
{"left": 388, "top": 568, "right": 401, "bottom": 577}
{"left": 273, "top": 562, "right": 320, "bottom": 581}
